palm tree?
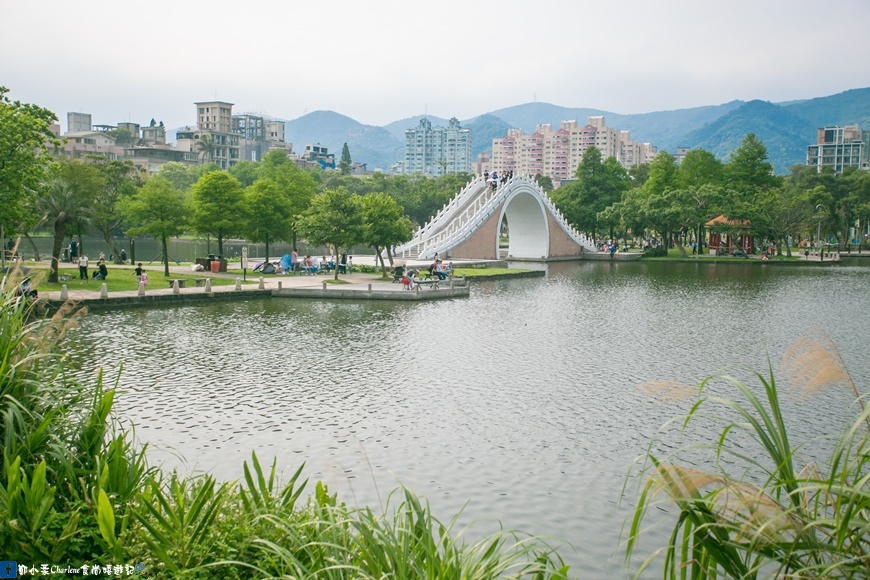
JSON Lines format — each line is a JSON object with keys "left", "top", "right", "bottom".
{"left": 36, "top": 178, "right": 95, "bottom": 283}
{"left": 195, "top": 134, "right": 217, "bottom": 164}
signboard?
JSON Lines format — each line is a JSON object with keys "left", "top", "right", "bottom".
{"left": 241, "top": 246, "right": 248, "bottom": 270}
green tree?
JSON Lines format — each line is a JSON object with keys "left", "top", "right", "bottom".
{"left": 49, "top": 158, "right": 104, "bottom": 257}
{"left": 669, "top": 185, "right": 729, "bottom": 257}
{"left": 644, "top": 151, "right": 680, "bottom": 199}
{"left": 678, "top": 149, "right": 724, "bottom": 189}
{"left": 359, "top": 192, "right": 414, "bottom": 274}
{"left": 89, "top": 157, "right": 143, "bottom": 260}
{"left": 228, "top": 160, "right": 260, "bottom": 188}
{"left": 0, "top": 87, "right": 59, "bottom": 260}
{"left": 260, "top": 151, "right": 316, "bottom": 250}
{"left": 753, "top": 184, "right": 814, "bottom": 257}
{"left": 105, "top": 128, "right": 135, "bottom": 146}
{"left": 640, "top": 151, "right": 681, "bottom": 247}
{"left": 35, "top": 165, "right": 98, "bottom": 282}
{"left": 534, "top": 174, "right": 554, "bottom": 193}
{"left": 191, "top": 171, "right": 245, "bottom": 256}
{"left": 298, "top": 187, "right": 363, "bottom": 280}
{"left": 599, "top": 157, "right": 631, "bottom": 239}
{"left": 628, "top": 163, "right": 650, "bottom": 188}
{"left": 121, "top": 175, "right": 189, "bottom": 277}
{"left": 840, "top": 169, "right": 870, "bottom": 249}
{"left": 725, "top": 133, "right": 780, "bottom": 203}
{"left": 339, "top": 142, "right": 352, "bottom": 175}
{"left": 551, "top": 147, "right": 628, "bottom": 239}
{"left": 243, "top": 178, "right": 293, "bottom": 264}
{"left": 195, "top": 134, "right": 217, "bottom": 164}
{"left": 319, "top": 172, "right": 368, "bottom": 195}
{"left": 158, "top": 162, "right": 201, "bottom": 192}
{"left": 676, "top": 150, "right": 727, "bottom": 254}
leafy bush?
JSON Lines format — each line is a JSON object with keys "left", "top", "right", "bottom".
{"left": 351, "top": 263, "right": 378, "bottom": 274}
{"left": 642, "top": 246, "right": 668, "bottom": 257}
{"left": 625, "top": 331, "right": 870, "bottom": 578}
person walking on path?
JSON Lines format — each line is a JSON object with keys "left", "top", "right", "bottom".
{"left": 78, "top": 253, "right": 89, "bottom": 280}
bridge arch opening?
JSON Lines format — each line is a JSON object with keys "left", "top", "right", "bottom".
{"left": 498, "top": 189, "right": 549, "bottom": 259}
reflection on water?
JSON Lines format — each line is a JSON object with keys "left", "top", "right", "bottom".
{"left": 63, "top": 261, "right": 870, "bottom": 576}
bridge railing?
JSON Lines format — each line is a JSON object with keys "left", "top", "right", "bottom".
{"left": 537, "top": 186, "right": 597, "bottom": 252}
{"left": 414, "top": 176, "right": 521, "bottom": 259}
{"left": 398, "top": 175, "right": 498, "bottom": 258}
{"left": 398, "top": 175, "right": 598, "bottom": 260}
{"left": 414, "top": 176, "right": 486, "bottom": 241}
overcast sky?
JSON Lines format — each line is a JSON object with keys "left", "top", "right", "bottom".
{"left": 3, "top": 0, "right": 870, "bottom": 132}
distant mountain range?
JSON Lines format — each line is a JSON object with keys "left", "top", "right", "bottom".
{"left": 281, "top": 87, "right": 870, "bottom": 175}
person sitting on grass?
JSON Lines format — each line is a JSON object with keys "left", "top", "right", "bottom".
{"left": 93, "top": 259, "right": 108, "bottom": 280}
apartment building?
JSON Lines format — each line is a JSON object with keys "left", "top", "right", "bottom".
{"left": 231, "top": 113, "right": 293, "bottom": 162}
{"left": 302, "top": 144, "right": 335, "bottom": 170}
{"left": 59, "top": 130, "right": 125, "bottom": 160}
{"left": 67, "top": 112, "right": 92, "bottom": 133}
{"left": 59, "top": 111, "right": 199, "bottom": 172}
{"left": 176, "top": 101, "right": 240, "bottom": 170}
{"left": 806, "top": 124, "right": 870, "bottom": 174}
{"left": 490, "top": 117, "right": 656, "bottom": 187}
{"left": 403, "top": 117, "right": 473, "bottom": 176}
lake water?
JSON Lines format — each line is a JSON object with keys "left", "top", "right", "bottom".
{"left": 62, "top": 260, "right": 870, "bottom": 577}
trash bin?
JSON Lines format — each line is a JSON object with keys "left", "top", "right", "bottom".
{"left": 210, "top": 261, "right": 221, "bottom": 273}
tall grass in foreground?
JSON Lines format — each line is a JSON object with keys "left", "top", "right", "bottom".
{"left": 624, "top": 331, "right": 870, "bottom": 578}
{"left": 0, "top": 274, "right": 570, "bottom": 579}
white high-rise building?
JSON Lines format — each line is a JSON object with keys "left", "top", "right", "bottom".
{"left": 404, "top": 117, "right": 473, "bottom": 175}
{"left": 806, "top": 125, "right": 869, "bottom": 174}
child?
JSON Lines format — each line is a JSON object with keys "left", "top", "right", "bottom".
{"left": 139, "top": 271, "right": 148, "bottom": 287}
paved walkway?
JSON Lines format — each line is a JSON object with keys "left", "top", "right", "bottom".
{"left": 38, "top": 257, "right": 468, "bottom": 303}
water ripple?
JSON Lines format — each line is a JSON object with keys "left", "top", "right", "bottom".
{"left": 63, "top": 261, "right": 870, "bottom": 577}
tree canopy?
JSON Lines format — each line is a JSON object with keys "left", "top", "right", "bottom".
{"left": 243, "top": 177, "right": 294, "bottom": 262}
{"left": 121, "top": 175, "right": 189, "bottom": 276}
{"left": 190, "top": 171, "right": 245, "bottom": 256}
{"left": 298, "top": 187, "right": 363, "bottom": 280}
{"left": 0, "top": 87, "right": 59, "bottom": 239}
{"left": 359, "top": 192, "right": 414, "bottom": 273}
{"left": 550, "top": 147, "right": 629, "bottom": 239}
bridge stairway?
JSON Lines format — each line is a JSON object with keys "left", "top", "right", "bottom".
{"left": 397, "top": 175, "right": 597, "bottom": 259}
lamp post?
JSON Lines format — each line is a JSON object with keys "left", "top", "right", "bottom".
{"left": 816, "top": 204, "right": 825, "bottom": 260}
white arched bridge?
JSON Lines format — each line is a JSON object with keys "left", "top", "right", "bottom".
{"left": 396, "top": 175, "right": 597, "bottom": 261}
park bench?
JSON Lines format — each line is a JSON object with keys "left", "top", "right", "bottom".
{"left": 412, "top": 278, "right": 440, "bottom": 290}
{"left": 167, "top": 278, "right": 209, "bottom": 288}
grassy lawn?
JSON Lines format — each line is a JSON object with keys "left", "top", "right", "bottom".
{"left": 14, "top": 263, "right": 249, "bottom": 293}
